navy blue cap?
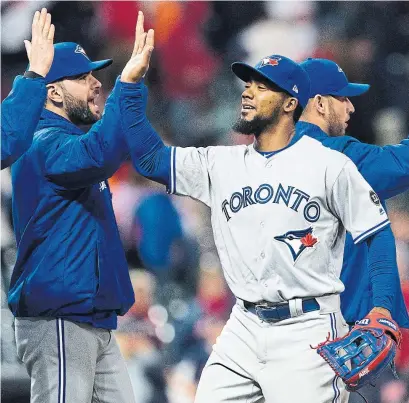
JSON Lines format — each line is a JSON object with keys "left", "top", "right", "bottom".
{"left": 231, "top": 55, "right": 311, "bottom": 108}
{"left": 42, "top": 42, "right": 113, "bottom": 84}
{"left": 300, "top": 58, "right": 370, "bottom": 98}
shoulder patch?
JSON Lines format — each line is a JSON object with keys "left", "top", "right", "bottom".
{"left": 369, "top": 190, "right": 380, "bottom": 206}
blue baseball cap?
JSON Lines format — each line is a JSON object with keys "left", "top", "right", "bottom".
{"left": 231, "top": 55, "right": 311, "bottom": 108}
{"left": 300, "top": 58, "right": 370, "bottom": 98}
{"left": 42, "top": 42, "right": 113, "bottom": 84}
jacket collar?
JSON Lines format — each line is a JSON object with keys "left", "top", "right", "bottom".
{"left": 295, "top": 121, "right": 328, "bottom": 141}
{"left": 37, "top": 109, "right": 84, "bottom": 135}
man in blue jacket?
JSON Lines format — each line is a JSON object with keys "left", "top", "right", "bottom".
{"left": 298, "top": 58, "right": 409, "bottom": 328}
{"left": 9, "top": 11, "right": 154, "bottom": 403}
{"left": 2, "top": 8, "right": 55, "bottom": 169}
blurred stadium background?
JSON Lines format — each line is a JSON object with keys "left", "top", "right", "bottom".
{"left": 1, "top": 1, "right": 409, "bottom": 402}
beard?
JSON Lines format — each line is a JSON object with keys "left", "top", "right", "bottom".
{"left": 327, "top": 99, "right": 345, "bottom": 137}
{"left": 62, "top": 87, "right": 99, "bottom": 126}
{"left": 232, "top": 104, "right": 282, "bottom": 138}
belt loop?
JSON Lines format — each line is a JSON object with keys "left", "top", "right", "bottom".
{"left": 289, "top": 298, "right": 304, "bottom": 318}
{"left": 295, "top": 298, "right": 304, "bottom": 316}
{"left": 289, "top": 299, "right": 297, "bottom": 317}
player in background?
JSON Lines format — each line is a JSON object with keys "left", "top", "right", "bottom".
{"left": 117, "top": 17, "right": 400, "bottom": 403}
{"left": 8, "top": 11, "right": 154, "bottom": 403}
{"left": 298, "top": 58, "right": 409, "bottom": 328}
{"left": 1, "top": 8, "right": 55, "bottom": 169}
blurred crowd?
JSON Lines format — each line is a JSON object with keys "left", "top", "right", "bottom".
{"left": 1, "top": 1, "right": 409, "bottom": 402}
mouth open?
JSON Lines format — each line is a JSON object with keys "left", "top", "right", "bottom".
{"left": 88, "top": 94, "right": 101, "bottom": 115}
{"left": 241, "top": 105, "right": 255, "bottom": 115}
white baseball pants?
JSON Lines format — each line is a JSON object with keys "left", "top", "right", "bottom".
{"left": 195, "top": 301, "right": 349, "bottom": 403}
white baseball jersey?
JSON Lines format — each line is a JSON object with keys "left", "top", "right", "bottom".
{"left": 168, "top": 133, "right": 389, "bottom": 303}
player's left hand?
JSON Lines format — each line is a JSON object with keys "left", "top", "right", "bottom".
{"left": 352, "top": 311, "right": 401, "bottom": 346}
{"left": 314, "top": 312, "right": 402, "bottom": 391}
{"left": 368, "top": 306, "right": 392, "bottom": 318}
{"left": 120, "top": 11, "right": 154, "bottom": 84}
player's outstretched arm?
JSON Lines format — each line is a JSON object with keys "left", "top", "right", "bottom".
{"left": 118, "top": 11, "right": 212, "bottom": 197}
{"left": 119, "top": 11, "right": 172, "bottom": 186}
{"left": 1, "top": 8, "right": 55, "bottom": 169}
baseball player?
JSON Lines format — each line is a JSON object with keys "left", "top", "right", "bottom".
{"left": 8, "top": 12, "right": 153, "bottom": 403}
{"left": 118, "top": 20, "right": 400, "bottom": 403}
{"left": 2, "top": 8, "right": 55, "bottom": 169}
{"left": 298, "top": 58, "right": 409, "bottom": 329}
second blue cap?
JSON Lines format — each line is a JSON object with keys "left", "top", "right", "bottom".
{"left": 300, "top": 58, "right": 370, "bottom": 99}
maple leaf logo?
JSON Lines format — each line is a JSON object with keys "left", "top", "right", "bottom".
{"left": 301, "top": 233, "right": 318, "bottom": 247}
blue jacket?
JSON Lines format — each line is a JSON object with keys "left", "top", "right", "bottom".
{"left": 297, "top": 121, "right": 409, "bottom": 327}
{"left": 1, "top": 75, "right": 47, "bottom": 169}
{"left": 8, "top": 79, "right": 135, "bottom": 329}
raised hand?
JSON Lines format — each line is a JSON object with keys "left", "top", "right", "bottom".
{"left": 24, "top": 8, "right": 55, "bottom": 78}
{"left": 121, "top": 11, "right": 155, "bottom": 83}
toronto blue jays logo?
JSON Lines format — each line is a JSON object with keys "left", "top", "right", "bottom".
{"left": 258, "top": 56, "right": 282, "bottom": 68}
{"left": 75, "top": 45, "right": 90, "bottom": 60}
{"left": 274, "top": 227, "right": 318, "bottom": 261}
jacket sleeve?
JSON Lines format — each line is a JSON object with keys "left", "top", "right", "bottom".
{"left": 1, "top": 75, "right": 47, "bottom": 169}
{"left": 340, "top": 136, "right": 409, "bottom": 200}
{"left": 43, "top": 78, "right": 130, "bottom": 189}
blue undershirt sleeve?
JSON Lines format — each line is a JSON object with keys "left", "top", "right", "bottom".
{"left": 365, "top": 226, "right": 397, "bottom": 313}
{"left": 120, "top": 80, "right": 171, "bottom": 186}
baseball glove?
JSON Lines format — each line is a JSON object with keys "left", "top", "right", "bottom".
{"left": 314, "top": 312, "right": 402, "bottom": 391}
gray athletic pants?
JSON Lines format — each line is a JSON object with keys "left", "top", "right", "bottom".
{"left": 14, "top": 317, "right": 135, "bottom": 403}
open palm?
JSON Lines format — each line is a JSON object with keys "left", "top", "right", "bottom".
{"left": 121, "top": 11, "right": 155, "bottom": 83}
{"left": 24, "top": 8, "right": 55, "bottom": 77}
